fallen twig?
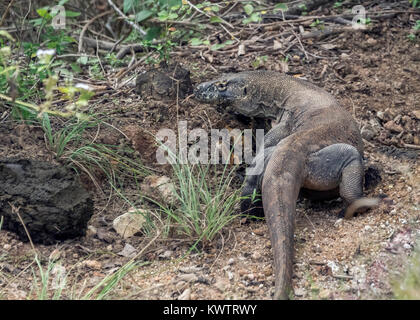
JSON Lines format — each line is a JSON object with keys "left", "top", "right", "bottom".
{"left": 107, "top": 0, "right": 146, "bottom": 36}
{"left": 78, "top": 10, "right": 113, "bottom": 53}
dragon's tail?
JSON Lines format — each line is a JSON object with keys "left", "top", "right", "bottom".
{"left": 261, "top": 136, "right": 307, "bottom": 300}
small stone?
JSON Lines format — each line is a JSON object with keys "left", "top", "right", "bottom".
{"left": 340, "top": 53, "right": 350, "bottom": 60}
{"left": 227, "top": 271, "right": 234, "bottom": 280}
{"left": 112, "top": 208, "right": 147, "bottom": 238}
{"left": 367, "top": 38, "right": 377, "bottom": 46}
{"left": 82, "top": 260, "right": 102, "bottom": 270}
{"left": 118, "top": 243, "right": 137, "bottom": 257}
{"left": 252, "top": 228, "right": 265, "bottom": 236}
{"left": 384, "top": 120, "right": 404, "bottom": 133}
{"left": 178, "top": 273, "right": 198, "bottom": 283}
{"left": 3, "top": 244, "right": 11, "bottom": 250}
{"left": 141, "top": 175, "right": 176, "bottom": 205}
{"left": 237, "top": 43, "right": 246, "bottom": 56}
{"left": 403, "top": 243, "right": 412, "bottom": 250}
{"left": 294, "top": 287, "right": 306, "bottom": 297}
{"left": 246, "top": 273, "right": 255, "bottom": 281}
{"left": 238, "top": 269, "right": 247, "bottom": 276}
{"left": 178, "top": 288, "right": 191, "bottom": 300}
{"left": 158, "top": 250, "right": 173, "bottom": 260}
{"left": 334, "top": 218, "right": 343, "bottom": 227}
{"left": 319, "top": 289, "right": 331, "bottom": 299}
{"left": 227, "top": 258, "right": 235, "bottom": 265}
{"left": 176, "top": 280, "right": 186, "bottom": 290}
{"left": 251, "top": 252, "right": 262, "bottom": 261}
{"left": 376, "top": 111, "right": 385, "bottom": 121}
{"left": 263, "top": 265, "right": 273, "bottom": 277}
{"left": 361, "top": 126, "right": 375, "bottom": 140}
{"left": 86, "top": 225, "right": 97, "bottom": 237}
{"left": 214, "top": 278, "right": 229, "bottom": 292}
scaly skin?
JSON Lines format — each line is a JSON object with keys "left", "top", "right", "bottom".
{"left": 194, "top": 71, "right": 373, "bottom": 299}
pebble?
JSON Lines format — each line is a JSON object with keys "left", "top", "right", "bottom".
{"left": 403, "top": 243, "right": 412, "bottom": 250}
{"left": 251, "top": 252, "right": 262, "bottom": 261}
{"left": 361, "top": 126, "right": 375, "bottom": 140}
{"left": 263, "top": 265, "right": 273, "bottom": 277}
{"left": 112, "top": 208, "right": 147, "bottom": 238}
{"left": 158, "top": 250, "right": 173, "bottom": 260}
{"left": 214, "top": 278, "right": 229, "bottom": 292}
{"left": 141, "top": 175, "right": 176, "bottom": 205}
{"left": 178, "top": 288, "right": 191, "bottom": 300}
{"left": 227, "top": 271, "right": 234, "bottom": 280}
{"left": 319, "top": 289, "right": 331, "bottom": 299}
{"left": 252, "top": 228, "right": 265, "bottom": 236}
{"left": 3, "top": 244, "right": 11, "bottom": 250}
{"left": 86, "top": 225, "right": 97, "bottom": 237}
{"left": 178, "top": 273, "right": 198, "bottom": 283}
{"left": 384, "top": 120, "right": 404, "bottom": 133}
{"left": 294, "top": 287, "right": 306, "bottom": 297}
{"left": 246, "top": 273, "right": 255, "bottom": 281}
{"left": 118, "top": 243, "right": 137, "bottom": 258}
{"left": 82, "top": 260, "right": 102, "bottom": 270}
{"left": 227, "top": 258, "right": 235, "bottom": 265}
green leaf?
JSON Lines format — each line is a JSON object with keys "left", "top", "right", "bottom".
{"left": 210, "top": 16, "right": 223, "bottom": 24}
{"left": 0, "top": 30, "right": 15, "bottom": 41}
{"left": 70, "top": 63, "right": 82, "bottom": 73}
{"left": 242, "top": 12, "right": 261, "bottom": 24}
{"left": 274, "top": 3, "right": 288, "bottom": 11}
{"left": 168, "top": 12, "right": 179, "bottom": 20}
{"left": 210, "top": 40, "right": 234, "bottom": 51}
{"left": 77, "top": 56, "right": 88, "bottom": 65}
{"left": 65, "top": 11, "right": 81, "bottom": 17}
{"left": 158, "top": 10, "right": 169, "bottom": 21}
{"left": 136, "top": 10, "right": 154, "bottom": 22}
{"left": 123, "top": 0, "right": 134, "bottom": 13}
{"left": 190, "top": 38, "right": 203, "bottom": 46}
{"left": 244, "top": 4, "right": 254, "bottom": 16}
{"left": 36, "top": 7, "right": 50, "bottom": 19}
{"left": 145, "top": 26, "right": 162, "bottom": 41}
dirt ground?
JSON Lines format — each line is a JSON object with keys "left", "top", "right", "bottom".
{"left": 0, "top": 5, "right": 419, "bottom": 300}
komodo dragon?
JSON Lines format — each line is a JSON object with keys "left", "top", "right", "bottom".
{"left": 194, "top": 70, "right": 379, "bottom": 299}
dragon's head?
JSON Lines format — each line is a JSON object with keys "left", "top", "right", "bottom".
{"left": 194, "top": 73, "right": 249, "bottom": 106}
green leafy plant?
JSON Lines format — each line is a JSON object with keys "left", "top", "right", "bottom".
{"left": 251, "top": 55, "right": 268, "bottom": 69}
{"left": 242, "top": 4, "right": 262, "bottom": 24}
{"left": 310, "top": 19, "right": 324, "bottom": 29}
{"left": 409, "top": 0, "right": 420, "bottom": 8}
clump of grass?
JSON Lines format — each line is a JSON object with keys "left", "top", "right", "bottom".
{"left": 30, "top": 255, "right": 67, "bottom": 300}
{"left": 393, "top": 243, "right": 420, "bottom": 299}
{"left": 41, "top": 113, "right": 150, "bottom": 192}
{"left": 145, "top": 142, "right": 248, "bottom": 248}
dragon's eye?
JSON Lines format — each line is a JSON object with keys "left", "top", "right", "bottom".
{"left": 216, "top": 81, "right": 227, "bottom": 91}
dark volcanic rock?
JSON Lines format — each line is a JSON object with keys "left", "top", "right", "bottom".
{"left": 136, "top": 62, "right": 193, "bottom": 99}
{"left": 0, "top": 159, "right": 93, "bottom": 244}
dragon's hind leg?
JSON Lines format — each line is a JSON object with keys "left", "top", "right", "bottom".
{"left": 304, "top": 143, "right": 369, "bottom": 216}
